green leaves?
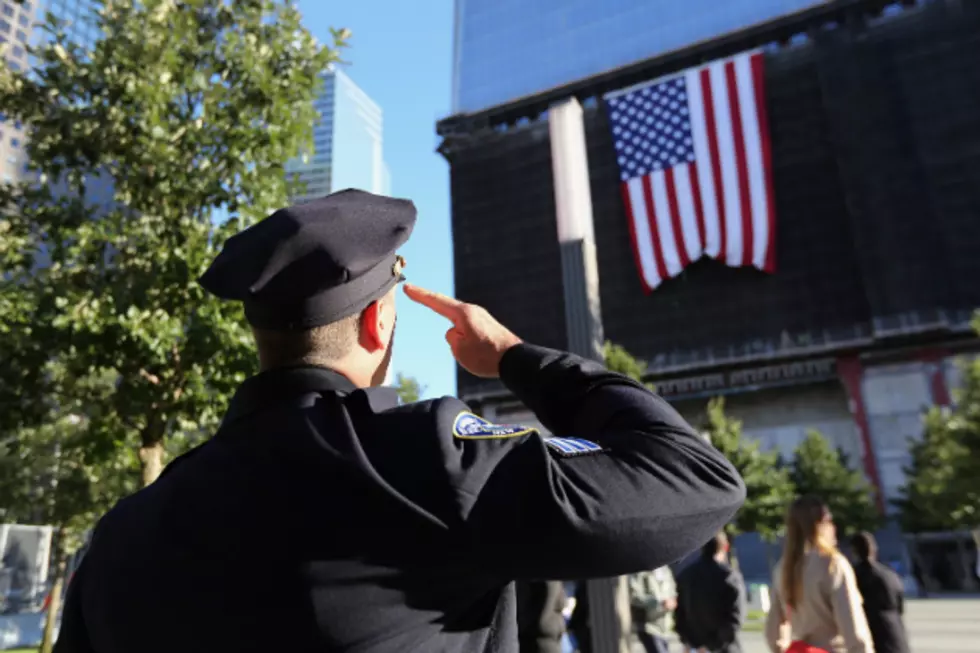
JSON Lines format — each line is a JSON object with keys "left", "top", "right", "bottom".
{"left": 0, "top": 0, "right": 346, "bottom": 513}
{"left": 789, "top": 431, "right": 880, "bottom": 537}
{"left": 702, "top": 398, "right": 795, "bottom": 543}
{"left": 895, "top": 318, "right": 980, "bottom": 532}
{"left": 393, "top": 373, "right": 424, "bottom": 405}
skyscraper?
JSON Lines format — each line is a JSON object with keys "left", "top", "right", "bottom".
{"left": 287, "top": 66, "right": 389, "bottom": 203}
{"left": 0, "top": 0, "right": 37, "bottom": 183}
{"left": 0, "top": 0, "right": 100, "bottom": 184}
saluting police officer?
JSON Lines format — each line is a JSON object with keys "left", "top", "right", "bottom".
{"left": 54, "top": 189, "right": 745, "bottom": 653}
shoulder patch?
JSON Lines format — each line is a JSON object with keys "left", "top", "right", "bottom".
{"left": 545, "top": 437, "right": 603, "bottom": 457}
{"left": 452, "top": 412, "right": 536, "bottom": 439}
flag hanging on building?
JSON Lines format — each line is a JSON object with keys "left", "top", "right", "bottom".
{"left": 604, "top": 50, "right": 776, "bottom": 293}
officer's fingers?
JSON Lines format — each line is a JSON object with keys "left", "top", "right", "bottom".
{"left": 445, "top": 327, "right": 463, "bottom": 351}
{"left": 403, "top": 284, "right": 464, "bottom": 320}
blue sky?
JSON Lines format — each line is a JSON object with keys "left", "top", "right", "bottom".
{"left": 297, "top": 0, "right": 457, "bottom": 399}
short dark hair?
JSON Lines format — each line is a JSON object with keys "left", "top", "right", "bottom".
{"left": 850, "top": 531, "right": 877, "bottom": 561}
{"left": 253, "top": 312, "right": 363, "bottom": 370}
{"left": 701, "top": 531, "right": 729, "bottom": 558}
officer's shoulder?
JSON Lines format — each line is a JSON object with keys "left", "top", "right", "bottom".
{"left": 371, "top": 393, "right": 540, "bottom": 442}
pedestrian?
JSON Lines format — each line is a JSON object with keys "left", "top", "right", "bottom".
{"left": 516, "top": 580, "right": 567, "bottom": 653}
{"left": 629, "top": 566, "right": 677, "bottom": 653}
{"left": 850, "top": 532, "right": 909, "bottom": 653}
{"left": 674, "top": 531, "right": 745, "bottom": 653}
{"left": 54, "top": 189, "right": 745, "bottom": 653}
{"left": 764, "top": 496, "right": 874, "bottom": 653}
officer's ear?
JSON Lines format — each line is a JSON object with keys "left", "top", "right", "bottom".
{"left": 361, "top": 291, "right": 395, "bottom": 352}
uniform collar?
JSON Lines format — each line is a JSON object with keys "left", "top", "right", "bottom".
{"left": 223, "top": 365, "right": 358, "bottom": 425}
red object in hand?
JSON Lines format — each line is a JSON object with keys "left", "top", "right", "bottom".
{"left": 787, "top": 641, "right": 829, "bottom": 653}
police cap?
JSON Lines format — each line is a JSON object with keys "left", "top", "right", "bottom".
{"left": 199, "top": 188, "right": 415, "bottom": 330}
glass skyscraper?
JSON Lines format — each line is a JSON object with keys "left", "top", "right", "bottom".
{"left": 451, "top": 0, "right": 828, "bottom": 114}
{"left": 0, "top": 0, "right": 37, "bottom": 183}
{"left": 287, "top": 66, "right": 390, "bottom": 203}
{"left": 0, "top": 0, "right": 99, "bottom": 184}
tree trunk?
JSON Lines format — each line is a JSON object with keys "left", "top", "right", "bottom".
{"left": 139, "top": 440, "right": 165, "bottom": 486}
{"left": 39, "top": 541, "right": 68, "bottom": 653}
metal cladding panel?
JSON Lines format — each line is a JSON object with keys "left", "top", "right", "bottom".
{"left": 445, "top": 4, "right": 980, "bottom": 395}
{"left": 446, "top": 122, "right": 567, "bottom": 397}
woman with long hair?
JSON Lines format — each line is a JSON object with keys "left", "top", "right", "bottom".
{"left": 764, "top": 496, "right": 874, "bottom": 653}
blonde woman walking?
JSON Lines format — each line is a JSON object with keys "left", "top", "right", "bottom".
{"left": 765, "top": 496, "right": 874, "bottom": 653}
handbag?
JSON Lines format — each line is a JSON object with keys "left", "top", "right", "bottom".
{"left": 784, "top": 605, "right": 830, "bottom": 653}
{"left": 786, "top": 642, "right": 829, "bottom": 653}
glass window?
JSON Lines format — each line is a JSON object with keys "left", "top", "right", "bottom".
{"left": 13, "top": 120, "right": 20, "bottom": 129}
{"left": 11, "top": 44, "right": 22, "bottom": 58}
{"left": 21, "top": 2, "right": 31, "bottom": 12}
{"left": 1, "top": 6, "right": 13, "bottom": 19}
{"left": 0, "top": 18, "right": 9, "bottom": 31}
{"left": 17, "top": 14, "right": 26, "bottom": 27}
{"left": 15, "top": 28, "right": 24, "bottom": 42}
{"left": 10, "top": 137, "right": 19, "bottom": 147}
{"left": 8, "top": 60, "right": 19, "bottom": 71}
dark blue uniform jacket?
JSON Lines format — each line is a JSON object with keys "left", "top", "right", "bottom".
{"left": 55, "top": 344, "right": 745, "bottom": 653}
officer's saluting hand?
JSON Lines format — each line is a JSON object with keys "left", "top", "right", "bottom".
{"left": 54, "top": 190, "right": 745, "bottom": 653}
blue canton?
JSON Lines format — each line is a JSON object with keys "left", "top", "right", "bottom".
{"left": 606, "top": 76, "right": 696, "bottom": 182}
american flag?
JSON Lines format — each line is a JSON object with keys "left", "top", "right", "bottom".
{"left": 604, "top": 51, "right": 776, "bottom": 292}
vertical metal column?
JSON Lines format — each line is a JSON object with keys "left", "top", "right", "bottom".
{"left": 548, "top": 97, "right": 632, "bottom": 653}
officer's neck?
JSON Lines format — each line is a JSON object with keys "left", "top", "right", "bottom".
{"left": 257, "top": 359, "right": 377, "bottom": 389}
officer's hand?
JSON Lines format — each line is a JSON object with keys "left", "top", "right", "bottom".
{"left": 403, "top": 284, "right": 522, "bottom": 378}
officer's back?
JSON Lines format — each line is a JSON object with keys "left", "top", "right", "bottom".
{"left": 55, "top": 189, "right": 745, "bottom": 653}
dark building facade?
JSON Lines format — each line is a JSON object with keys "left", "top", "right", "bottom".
{"left": 439, "top": 0, "right": 980, "bottom": 578}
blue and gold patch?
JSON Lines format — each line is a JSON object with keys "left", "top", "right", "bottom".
{"left": 452, "top": 412, "right": 537, "bottom": 440}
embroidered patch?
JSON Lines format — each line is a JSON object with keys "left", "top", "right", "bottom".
{"left": 545, "top": 437, "right": 603, "bottom": 457}
{"left": 452, "top": 412, "right": 536, "bottom": 439}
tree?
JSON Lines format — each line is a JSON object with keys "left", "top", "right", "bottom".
{"left": 603, "top": 341, "right": 654, "bottom": 389}
{"left": 790, "top": 431, "right": 881, "bottom": 538}
{"left": 893, "top": 407, "right": 967, "bottom": 533}
{"left": 0, "top": 365, "right": 140, "bottom": 653}
{"left": 896, "top": 317, "right": 980, "bottom": 530}
{"left": 393, "top": 373, "right": 424, "bottom": 405}
{"left": 702, "top": 398, "right": 795, "bottom": 544}
{"left": 0, "top": 0, "right": 346, "bottom": 490}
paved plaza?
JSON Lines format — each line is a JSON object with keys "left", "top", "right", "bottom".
{"left": 642, "top": 598, "right": 980, "bottom": 653}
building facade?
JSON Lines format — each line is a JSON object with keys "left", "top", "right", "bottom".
{"left": 0, "top": 0, "right": 100, "bottom": 184}
{"left": 0, "top": 0, "right": 37, "bottom": 183}
{"left": 439, "top": 0, "right": 980, "bottom": 578}
{"left": 287, "top": 66, "right": 389, "bottom": 203}
{"left": 451, "top": 0, "right": 835, "bottom": 114}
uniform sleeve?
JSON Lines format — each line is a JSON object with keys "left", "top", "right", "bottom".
{"left": 673, "top": 573, "right": 690, "bottom": 646}
{"left": 52, "top": 556, "right": 96, "bottom": 653}
{"left": 830, "top": 556, "right": 875, "bottom": 653}
{"left": 437, "top": 344, "right": 745, "bottom": 581}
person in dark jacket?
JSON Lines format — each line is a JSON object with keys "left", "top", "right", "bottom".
{"left": 851, "top": 532, "right": 910, "bottom": 653}
{"left": 516, "top": 581, "right": 568, "bottom": 653}
{"left": 54, "top": 190, "right": 745, "bottom": 653}
{"left": 675, "top": 532, "right": 745, "bottom": 653}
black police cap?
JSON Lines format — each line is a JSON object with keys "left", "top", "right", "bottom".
{"left": 199, "top": 188, "right": 415, "bottom": 330}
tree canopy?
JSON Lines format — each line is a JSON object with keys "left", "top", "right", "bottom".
{"left": 0, "top": 0, "right": 347, "bottom": 495}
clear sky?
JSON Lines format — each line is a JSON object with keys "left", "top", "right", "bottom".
{"left": 297, "top": 0, "right": 458, "bottom": 399}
